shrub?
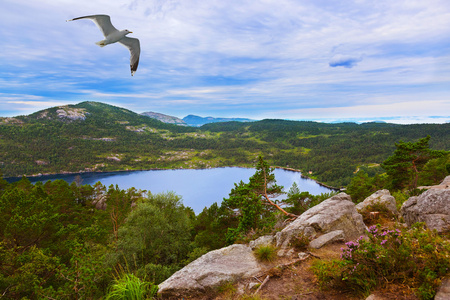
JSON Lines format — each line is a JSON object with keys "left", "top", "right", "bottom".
{"left": 312, "top": 223, "right": 450, "bottom": 299}
{"left": 135, "top": 263, "right": 179, "bottom": 285}
{"left": 359, "top": 203, "right": 397, "bottom": 226}
{"left": 253, "top": 244, "right": 277, "bottom": 262}
{"left": 290, "top": 232, "right": 310, "bottom": 251}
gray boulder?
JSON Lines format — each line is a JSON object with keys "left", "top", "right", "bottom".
{"left": 309, "top": 230, "right": 345, "bottom": 249}
{"left": 356, "top": 189, "right": 398, "bottom": 215}
{"left": 249, "top": 235, "right": 275, "bottom": 250}
{"left": 276, "top": 193, "right": 365, "bottom": 251}
{"left": 401, "top": 188, "right": 450, "bottom": 233}
{"left": 157, "top": 244, "right": 262, "bottom": 298}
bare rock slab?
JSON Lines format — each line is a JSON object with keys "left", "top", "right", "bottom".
{"left": 309, "top": 230, "right": 345, "bottom": 249}
{"left": 356, "top": 189, "right": 398, "bottom": 215}
{"left": 157, "top": 244, "right": 261, "bottom": 298}
{"left": 276, "top": 193, "right": 365, "bottom": 251}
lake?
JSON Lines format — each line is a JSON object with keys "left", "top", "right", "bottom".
{"left": 6, "top": 167, "right": 333, "bottom": 214}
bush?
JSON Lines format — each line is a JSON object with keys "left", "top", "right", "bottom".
{"left": 312, "top": 223, "right": 450, "bottom": 299}
{"left": 253, "top": 244, "right": 277, "bottom": 262}
{"left": 359, "top": 203, "right": 397, "bottom": 226}
{"left": 136, "top": 263, "right": 180, "bottom": 285}
{"left": 290, "top": 232, "right": 310, "bottom": 251}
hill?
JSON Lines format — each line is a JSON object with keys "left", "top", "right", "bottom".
{"left": 182, "top": 114, "right": 254, "bottom": 126}
{"left": 139, "top": 111, "right": 255, "bottom": 127}
{"left": 0, "top": 101, "right": 449, "bottom": 187}
{"left": 140, "top": 111, "right": 187, "bottom": 126}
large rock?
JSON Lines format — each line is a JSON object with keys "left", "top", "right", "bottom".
{"left": 158, "top": 244, "right": 262, "bottom": 298}
{"left": 401, "top": 185, "right": 450, "bottom": 233}
{"left": 355, "top": 189, "right": 398, "bottom": 215}
{"left": 276, "top": 193, "right": 366, "bottom": 250}
{"left": 435, "top": 277, "right": 450, "bottom": 300}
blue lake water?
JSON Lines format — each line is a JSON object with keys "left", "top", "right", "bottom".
{"left": 6, "top": 167, "right": 333, "bottom": 214}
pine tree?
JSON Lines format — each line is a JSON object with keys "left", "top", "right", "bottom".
{"left": 381, "top": 136, "right": 447, "bottom": 190}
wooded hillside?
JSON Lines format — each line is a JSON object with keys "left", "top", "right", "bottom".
{"left": 1, "top": 101, "right": 448, "bottom": 187}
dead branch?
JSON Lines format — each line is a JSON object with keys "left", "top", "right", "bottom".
{"left": 262, "top": 168, "right": 299, "bottom": 218}
{"left": 254, "top": 275, "right": 270, "bottom": 294}
{"left": 306, "top": 251, "right": 321, "bottom": 259}
{"left": 275, "top": 253, "right": 311, "bottom": 270}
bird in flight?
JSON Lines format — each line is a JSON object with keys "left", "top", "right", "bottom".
{"left": 67, "top": 14, "right": 140, "bottom": 76}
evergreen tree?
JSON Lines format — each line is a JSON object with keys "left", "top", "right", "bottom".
{"left": 222, "top": 156, "right": 283, "bottom": 243}
{"left": 381, "top": 136, "right": 447, "bottom": 190}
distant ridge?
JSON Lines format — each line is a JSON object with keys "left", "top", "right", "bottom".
{"left": 141, "top": 111, "right": 187, "bottom": 126}
{"left": 182, "top": 115, "right": 254, "bottom": 127}
{"left": 140, "top": 112, "right": 254, "bottom": 127}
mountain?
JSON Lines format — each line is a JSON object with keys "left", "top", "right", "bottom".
{"left": 140, "top": 112, "right": 187, "bottom": 126}
{"left": 182, "top": 115, "right": 254, "bottom": 127}
{"left": 139, "top": 112, "right": 254, "bottom": 127}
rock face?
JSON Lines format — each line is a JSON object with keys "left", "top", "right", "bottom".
{"left": 401, "top": 178, "right": 450, "bottom": 233}
{"left": 355, "top": 189, "right": 398, "bottom": 215}
{"left": 157, "top": 244, "right": 262, "bottom": 298}
{"left": 140, "top": 111, "right": 187, "bottom": 126}
{"left": 276, "top": 193, "right": 366, "bottom": 251}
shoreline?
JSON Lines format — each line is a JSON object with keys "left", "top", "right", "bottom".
{"left": 273, "top": 166, "right": 340, "bottom": 191}
{"left": 4, "top": 165, "right": 340, "bottom": 191}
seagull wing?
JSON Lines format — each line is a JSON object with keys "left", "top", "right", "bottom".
{"left": 119, "top": 37, "right": 141, "bottom": 76}
{"left": 68, "top": 14, "right": 118, "bottom": 37}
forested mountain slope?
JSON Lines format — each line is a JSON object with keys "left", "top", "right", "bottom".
{"left": 1, "top": 101, "right": 448, "bottom": 187}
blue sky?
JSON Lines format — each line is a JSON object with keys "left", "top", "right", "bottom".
{"left": 1, "top": 0, "right": 449, "bottom": 124}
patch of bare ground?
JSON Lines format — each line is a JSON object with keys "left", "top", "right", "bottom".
{"left": 195, "top": 242, "right": 418, "bottom": 300}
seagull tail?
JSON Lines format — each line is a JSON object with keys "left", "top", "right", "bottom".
{"left": 95, "top": 40, "right": 107, "bottom": 47}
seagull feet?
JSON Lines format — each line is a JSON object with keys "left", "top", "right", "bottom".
{"left": 95, "top": 40, "right": 107, "bottom": 47}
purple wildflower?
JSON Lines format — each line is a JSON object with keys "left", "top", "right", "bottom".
{"left": 368, "top": 225, "right": 378, "bottom": 234}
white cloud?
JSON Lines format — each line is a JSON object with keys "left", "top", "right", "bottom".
{"left": 0, "top": 0, "right": 449, "bottom": 122}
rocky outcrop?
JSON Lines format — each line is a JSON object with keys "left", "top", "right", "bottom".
{"left": 275, "top": 193, "right": 366, "bottom": 252}
{"left": 140, "top": 111, "right": 187, "bottom": 126}
{"left": 401, "top": 176, "right": 450, "bottom": 233}
{"left": 418, "top": 175, "right": 450, "bottom": 191}
{"left": 56, "top": 107, "right": 89, "bottom": 121}
{"left": 157, "top": 244, "right": 262, "bottom": 298}
{"left": 355, "top": 189, "right": 398, "bottom": 216}
{"left": 309, "top": 230, "right": 345, "bottom": 249}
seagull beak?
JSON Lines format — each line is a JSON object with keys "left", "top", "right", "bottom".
{"left": 129, "top": 31, "right": 133, "bottom": 33}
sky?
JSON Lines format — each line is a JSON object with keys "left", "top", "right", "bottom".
{"left": 1, "top": 0, "right": 449, "bottom": 124}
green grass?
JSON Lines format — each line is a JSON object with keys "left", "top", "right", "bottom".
{"left": 253, "top": 244, "right": 278, "bottom": 262}
{"left": 105, "top": 273, "right": 157, "bottom": 300}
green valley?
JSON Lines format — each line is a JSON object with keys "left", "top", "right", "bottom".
{"left": 1, "top": 101, "right": 449, "bottom": 188}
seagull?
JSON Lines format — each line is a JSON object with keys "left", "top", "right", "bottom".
{"left": 67, "top": 14, "right": 140, "bottom": 76}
